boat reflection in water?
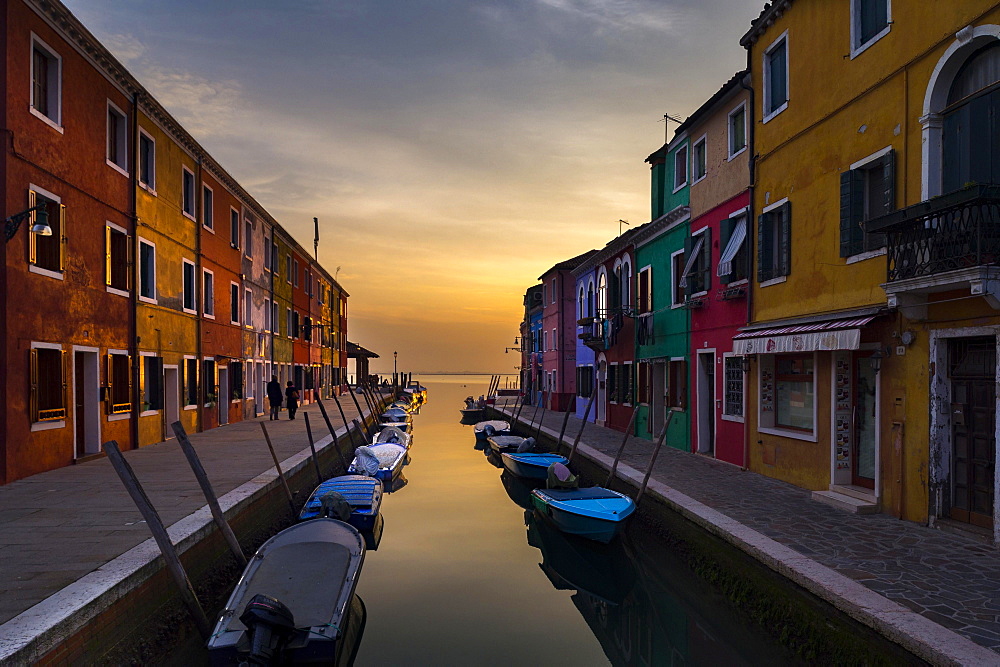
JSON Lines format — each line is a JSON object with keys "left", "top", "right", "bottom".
{"left": 500, "top": 470, "right": 536, "bottom": 510}
{"left": 363, "top": 514, "right": 385, "bottom": 551}
{"left": 383, "top": 473, "right": 408, "bottom": 494}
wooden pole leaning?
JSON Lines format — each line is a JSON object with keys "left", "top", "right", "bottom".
{"left": 347, "top": 387, "right": 372, "bottom": 438}
{"left": 534, "top": 391, "right": 547, "bottom": 440}
{"left": 352, "top": 418, "right": 367, "bottom": 450}
{"left": 170, "top": 422, "right": 247, "bottom": 568}
{"left": 359, "top": 385, "right": 376, "bottom": 422}
{"left": 605, "top": 406, "right": 639, "bottom": 488}
{"left": 259, "top": 422, "right": 297, "bottom": 516}
{"left": 102, "top": 440, "right": 212, "bottom": 639}
{"left": 316, "top": 399, "right": 349, "bottom": 470}
{"left": 303, "top": 413, "right": 324, "bottom": 485}
{"left": 567, "top": 390, "right": 597, "bottom": 466}
{"left": 331, "top": 391, "right": 362, "bottom": 450}
{"left": 636, "top": 409, "right": 676, "bottom": 505}
{"left": 557, "top": 408, "right": 573, "bottom": 448}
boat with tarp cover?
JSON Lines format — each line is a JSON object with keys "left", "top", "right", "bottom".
{"left": 348, "top": 443, "right": 407, "bottom": 483}
{"left": 298, "top": 475, "right": 383, "bottom": 531}
{"left": 473, "top": 420, "right": 510, "bottom": 442}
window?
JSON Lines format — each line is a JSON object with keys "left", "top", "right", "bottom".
{"left": 723, "top": 356, "right": 744, "bottom": 418}
{"left": 757, "top": 200, "right": 791, "bottom": 283}
{"left": 106, "top": 224, "right": 129, "bottom": 293}
{"left": 230, "top": 361, "right": 244, "bottom": 400}
{"left": 293, "top": 259, "right": 300, "bottom": 287}
{"left": 183, "top": 358, "right": 198, "bottom": 407}
{"left": 107, "top": 102, "right": 127, "bottom": 173}
{"left": 203, "top": 360, "right": 216, "bottom": 406}
{"left": 608, "top": 363, "right": 618, "bottom": 403}
{"left": 692, "top": 136, "right": 707, "bottom": 183}
{"left": 551, "top": 328, "right": 557, "bottom": 351}
{"left": 142, "top": 356, "right": 163, "bottom": 412}
{"left": 578, "top": 286, "right": 585, "bottom": 318}
{"left": 597, "top": 272, "right": 607, "bottom": 316}
{"left": 637, "top": 362, "right": 649, "bottom": 404}
{"left": 670, "top": 250, "right": 686, "bottom": 306}
{"left": 138, "top": 238, "right": 156, "bottom": 302}
{"left": 182, "top": 260, "right": 196, "bottom": 313}
{"left": 230, "top": 208, "right": 240, "bottom": 248}
{"left": 621, "top": 261, "right": 631, "bottom": 308}
{"left": 286, "top": 308, "right": 293, "bottom": 338}
{"left": 202, "top": 185, "right": 214, "bottom": 231}
{"left": 318, "top": 282, "right": 325, "bottom": 305}
{"left": 550, "top": 278, "right": 556, "bottom": 304}
{"left": 31, "top": 345, "right": 65, "bottom": 422}
{"left": 542, "top": 330, "right": 548, "bottom": 352}
{"left": 942, "top": 43, "right": 1000, "bottom": 195}
{"left": 306, "top": 271, "right": 312, "bottom": 295}
{"left": 852, "top": 0, "right": 889, "bottom": 53}
{"left": 28, "top": 189, "right": 64, "bottom": 274}
{"left": 840, "top": 149, "right": 893, "bottom": 257}
{"left": 244, "top": 289, "right": 253, "bottom": 328}
{"left": 286, "top": 254, "right": 293, "bottom": 283}
{"left": 667, "top": 359, "right": 687, "bottom": 409}
{"left": 182, "top": 168, "right": 195, "bottom": 218}
{"left": 230, "top": 283, "right": 239, "bottom": 324}
{"left": 681, "top": 228, "right": 711, "bottom": 297}
{"left": 293, "top": 311, "right": 300, "bottom": 338}
{"left": 108, "top": 352, "right": 132, "bottom": 414}
{"left": 271, "top": 242, "right": 278, "bottom": 274}
{"left": 139, "top": 131, "right": 155, "bottom": 190}
{"left": 764, "top": 34, "right": 789, "bottom": 119}
{"left": 263, "top": 298, "right": 271, "bottom": 332}
{"left": 718, "top": 213, "right": 749, "bottom": 284}
{"left": 729, "top": 103, "right": 747, "bottom": 158}
{"left": 674, "top": 145, "right": 688, "bottom": 190}
{"left": 304, "top": 316, "right": 312, "bottom": 342}
{"left": 272, "top": 302, "right": 279, "bottom": 336}
{"left": 203, "top": 269, "right": 215, "bottom": 317}
{"left": 775, "top": 354, "right": 814, "bottom": 431}
{"left": 622, "top": 363, "right": 633, "bottom": 405}
{"left": 637, "top": 267, "right": 652, "bottom": 314}
{"left": 245, "top": 220, "right": 253, "bottom": 258}
{"left": 31, "top": 37, "right": 61, "bottom": 127}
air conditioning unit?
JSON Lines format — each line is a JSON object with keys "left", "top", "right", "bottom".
{"left": 532, "top": 292, "right": 543, "bottom": 304}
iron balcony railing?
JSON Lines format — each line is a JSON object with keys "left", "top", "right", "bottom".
{"left": 866, "top": 185, "right": 1000, "bottom": 283}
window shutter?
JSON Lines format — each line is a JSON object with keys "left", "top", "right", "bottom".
{"left": 868, "top": 149, "right": 894, "bottom": 250}
{"left": 720, "top": 218, "right": 733, "bottom": 285}
{"left": 839, "top": 171, "right": 854, "bottom": 257}
{"left": 778, "top": 202, "right": 791, "bottom": 276}
{"left": 105, "top": 227, "right": 112, "bottom": 285}
{"left": 61, "top": 349, "right": 68, "bottom": 414}
{"left": 757, "top": 212, "right": 772, "bottom": 282}
{"left": 678, "top": 359, "right": 688, "bottom": 410}
{"left": 28, "top": 191, "right": 37, "bottom": 264}
{"left": 683, "top": 235, "right": 695, "bottom": 297}
{"left": 30, "top": 349, "right": 39, "bottom": 422}
{"left": 58, "top": 204, "right": 67, "bottom": 271}
{"left": 105, "top": 353, "right": 113, "bottom": 414}
{"left": 701, "top": 227, "right": 712, "bottom": 294}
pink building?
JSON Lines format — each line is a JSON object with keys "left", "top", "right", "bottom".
{"left": 539, "top": 250, "right": 595, "bottom": 411}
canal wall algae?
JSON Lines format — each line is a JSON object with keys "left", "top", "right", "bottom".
{"left": 493, "top": 404, "right": 998, "bottom": 665}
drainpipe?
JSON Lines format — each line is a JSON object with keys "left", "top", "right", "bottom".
{"left": 128, "top": 92, "right": 140, "bottom": 451}
{"left": 740, "top": 63, "right": 756, "bottom": 472}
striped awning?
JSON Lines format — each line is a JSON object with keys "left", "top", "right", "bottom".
{"left": 732, "top": 315, "right": 877, "bottom": 354}
{"left": 717, "top": 217, "right": 747, "bottom": 278}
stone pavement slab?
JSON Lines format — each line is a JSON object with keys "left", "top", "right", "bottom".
{"left": 0, "top": 394, "right": 376, "bottom": 628}
{"left": 502, "top": 405, "right": 1000, "bottom": 663}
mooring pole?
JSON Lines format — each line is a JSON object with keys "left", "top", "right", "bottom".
{"left": 347, "top": 387, "right": 373, "bottom": 438}
{"left": 303, "top": 413, "right": 324, "bottom": 485}
{"left": 557, "top": 408, "right": 572, "bottom": 446}
{"left": 359, "top": 385, "right": 376, "bottom": 422}
{"left": 102, "top": 440, "right": 212, "bottom": 638}
{"left": 605, "top": 406, "right": 639, "bottom": 488}
{"left": 332, "top": 390, "right": 362, "bottom": 450}
{"left": 352, "top": 418, "right": 367, "bottom": 449}
{"left": 567, "top": 390, "right": 597, "bottom": 465}
{"left": 316, "top": 399, "right": 349, "bottom": 470}
{"left": 636, "top": 409, "right": 676, "bottom": 504}
{"left": 170, "top": 422, "right": 247, "bottom": 567}
{"left": 259, "top": 422, "right": 297, "bottom": 516}
{"left": 534, "top": 391, "right": 548, "bottom": 440}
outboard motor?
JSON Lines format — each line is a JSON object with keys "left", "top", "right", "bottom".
{"left": 483, "top": 424, "right": 496, "bottom": 437}
{"left": 320, "top": 490, "right": 352, "bottom": 522}
{"left": 238, "top": 594, "right": 296, "bottom": 666}
{"left": 547, "top": 462, "right": 579, "bottom": 490}
{"left": 516, "top": 437, "right": 536, "bottom": 453}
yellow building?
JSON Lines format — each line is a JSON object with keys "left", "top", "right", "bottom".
{"left": 739, "top": 1, "right": 1000, "bottom": 535}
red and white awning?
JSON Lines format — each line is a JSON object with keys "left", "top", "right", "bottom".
{"left": 732, "top": 316, "right": 876, "bottom": 354}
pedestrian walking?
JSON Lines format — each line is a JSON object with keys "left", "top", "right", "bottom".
{"left": 285, "top": 381, "right": 300, "bottom": 420}
{"left": 266, "top": 376, "right": 283, "bottom": 421}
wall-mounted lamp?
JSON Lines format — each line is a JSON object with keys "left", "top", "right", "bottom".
{"left": 504, "top": 347, "right": 523, "bottom": 354}
{"left": 4, "top": 203, "right": 52, "bottom": 243}
{"left": 741, "top": 355, "right": 753, "bottom": 373}
{"left": 870, "top": 349, "right": 883, "bottom": 374}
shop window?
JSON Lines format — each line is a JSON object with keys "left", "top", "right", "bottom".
{"left": 774, "top": 354, "right": 814, "bottom": 431}
{"left": 723, "top": 356, "right": 744, "bottom": 418}
{"left": 107, "top": 353, "right": 131, "bottom": 414}
{"left": 31, "top": 346, "right": 65, "bottom": 422}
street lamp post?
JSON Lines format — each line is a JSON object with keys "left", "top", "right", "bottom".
{"left": 393, "top": 351, "right": 398, "bottom": 388}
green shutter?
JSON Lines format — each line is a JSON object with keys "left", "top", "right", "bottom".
{"left": 683, "top": 235, "right": 695, "bottom": 297}
{"left": 778, "top": 202, "right": 791, "bottom": 277}
{"left": 757, "top": 212, "right": 772, "bottom": 282}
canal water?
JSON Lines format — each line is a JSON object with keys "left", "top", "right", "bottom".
{"left": 350, "top": 375, "right": 796, "bottom": 666}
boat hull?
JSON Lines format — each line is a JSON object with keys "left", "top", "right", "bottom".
{"left": 299, "top": 475, "right": 383, "bottom": 532}
{"left": 501, "top": 452, "right": 570, "bottom": 480}
{"left": 530, "top": 487, "right": 635, "bottom": 544}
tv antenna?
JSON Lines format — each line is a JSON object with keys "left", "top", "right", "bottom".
{"left": 618, "top": 219, "right": 630, "bottom": 236}
{"left": 659, "top": 113, "right": 684, "bottom": 142}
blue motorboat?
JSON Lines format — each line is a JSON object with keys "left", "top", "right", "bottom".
{"left": 501, "top": 452, "right": 570, "bottom": 480}
{"left": 487, "top": 435, "right": 530, "bottom": 456}
{"left": 531, "top": 486, "right": 636, "bottom": 544}
{"left": 298, "top": 475, "right": 383, "bottom": 531}
{"left": 347, "top": 443, "right": 407, "bottom": 483}
{"left": 379, "top": 420, "right": 412, "bottom": 434}
{"left": 207, "top": 519, "right": 365, "bottom": 665}
{"left": 474, "top": 420, "right": 510, "bottom": 442}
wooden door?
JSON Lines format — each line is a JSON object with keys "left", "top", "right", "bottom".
{"left": 949, "top": 338, "right": 996, "bottom": 529}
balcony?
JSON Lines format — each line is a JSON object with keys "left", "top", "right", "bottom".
{"left": 578, "top": 318, "right": 608, "bottom": 351}
{"left": 866, "top": 185, "right": 1000, "bottom": 318}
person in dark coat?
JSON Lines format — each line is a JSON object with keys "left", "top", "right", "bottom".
{"left": 266, "top": 376, "right": 283, "bottom": 421}
{"left": 285, "top": 381, "right": 300, "bottom": 420}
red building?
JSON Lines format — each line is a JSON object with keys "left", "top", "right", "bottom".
{"left": 539, "top": 250, "right": 595, "bottom": 411}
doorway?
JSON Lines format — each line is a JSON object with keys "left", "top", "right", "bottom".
{"left": 596, "top": 356, "right": 607, "bottom": 425}
{"left": 73, "top": 349, "right": 101, "bottom": 458}
{"left": 218, "top": 366, "right": 229, "bottom": 425}
{"left": 697, "top": 352, "right": 715, "bottom": 455}
{"left": 163, "top": 365, "right": 179, "bottom": 435}
{"left": 852, "top": 355, "right": 878, "bottom": 489}
{"left": 948, "top": 337, "right": 996, "bottom": 529}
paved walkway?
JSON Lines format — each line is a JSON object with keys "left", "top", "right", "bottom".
{"left": 500, "top": 404, "right": 1000, "bottom": 659}
{"left": 0, "top": 393, "right": 377, "bottom": 628}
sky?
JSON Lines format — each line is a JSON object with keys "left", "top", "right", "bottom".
{"left": 64, "top": 0, "right": 764, "bottom": 375}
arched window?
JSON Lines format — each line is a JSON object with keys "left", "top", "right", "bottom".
{"left": 942, "top": 42, "right": 1000, "bottom": 192}
{"left": 587, "top": 280, "right": 595, "bottom": 318}
{"left": 621, "top": 261, "right": 632, "bottom": 308}
{"left": 578, "top": 286, "right": 585, "bottom": 318}
{"left": 597, "top": 273, "right": 607, "bottom": 317}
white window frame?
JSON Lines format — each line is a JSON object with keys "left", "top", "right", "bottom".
{"left": 183, "top": 355, "right": 199, "bottom": 410}
{"left": 202, "top": 268, "right": 215, "bottom": 319}
{"left": 721, "top": 352, "right": 745, "bottom": 423}
{"left": 759, "top": 197, "right": 790, "bottom": 287}
{"left": 638, "top": 264, "right": 653, "bottom": 314}
{"left": 757, "top": 352, "right": 818, "bottom": 441}
{"left": 688, "top": 225, "right": 711, "bottom": 298}
{"left": 106, "top": 221, "right": 130, "bottom": 298}
{"left": 244, "top": 288, "right": 253, "bottom": 329}
{"left": 30, "top": 341, "right": 66, "bottom": 431}
{"left": 230, "top": 207, "right": 240, "bottom": 249}
{"left": 264, "top": 297, "right": 271, "bottom": 332}
{"left": 670, "top": 248, "right": 686, "bottom": 308}
{"left": 138, "top": 129, "right": 156, "bottom": 193}
{"left": 181, "top": 167, "right": 196, "bottom": 220}
{"left": 106, "top": 100, "right": 128, "bottom": 176}
{"left": 272, "top": 301, "right": 279, "bottom": 336}
{"left": 138, "top": 237, "right": 157, "bottom": 304}
{"left": 850, "top": 0, "right": 891, "bottom": 59}
{"left": 230, "top": 281, "right": 240, "bottom": 325}
{"left": 202, "top": 183, "right": 214, "bottom": 232}
{"left": 182, "top": 259, "right": 197, "bottom": 314}
{"left": 293, "top": 259, "right": 300, "bottom": 287}
{"left": 762, "top": 30, "right": 790, "bottom": 123}
{"left": 673, "top": 144, "right": 689, "bottom": 192}
{"left": 27, "top": 183, "right": 64, "bottom": 281}
{"left": 728, "top": 101, "right": 748, "bottom": 160}
{"left": 139, "top": 351, "right": 161, "bottom": 417}
{"left": 844, "top": 146, "right": 894, "bottom": 264}
{"left": 691, "top": 134, "right": 707, "bottom": 184}
{"left": 287, "top": 307, "right": 293, "bottom": 339}
{"left": 286, "top": 253, "right": 293, "bottom": 284}
{"left": 29, "top": 34, "right": 62, "bottom": 132}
